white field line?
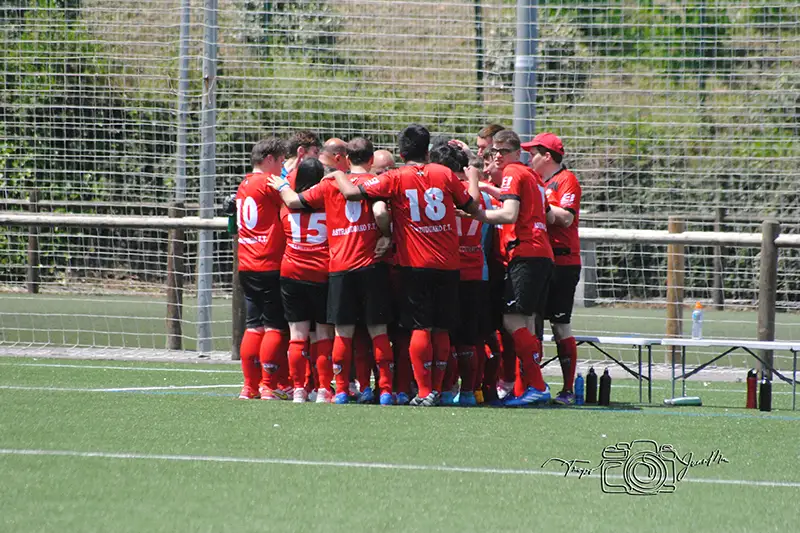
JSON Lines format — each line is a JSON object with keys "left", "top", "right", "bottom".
{"left": 0, "top": 362, "right": 240, "bottom": 374}
{"left": 0, "top": 384, "right": 239, "bottom": 393}
{"left": 0, "top": 448, "right": 798, "bottom": 489}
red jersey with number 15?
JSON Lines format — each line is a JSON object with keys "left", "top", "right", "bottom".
{"left": 359, "top": 163, "right": 473, "bottom": 271}
{"left": 279, "top": 202, "right": 329, "bottom": 284}
{"left": 498, "top": 162, "right": 553, "bottom": 264}
{"left": 235, "top": 172, "right": 285, "bottom": 272}
{"left": 299, "top": 174, "right": 382, "bottom": 274}
{"left": 545, "top": 166, "right": 581, "bottom": 267}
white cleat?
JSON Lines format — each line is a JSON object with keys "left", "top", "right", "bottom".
{"left": 316, "top": 388, "right": 333, "bottom": 404}
{"left": 292, "top": 388, "right": 308, "bottom": 403}
{"left": 496, "top": 379, "right": 514, "bottom": 400}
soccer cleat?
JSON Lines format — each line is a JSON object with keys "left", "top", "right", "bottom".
{"left": 293, "top": 388, "right": 308, "bottom": 403}
{"left": 503, "top": 385, "right": 551, "bottom": 407}
{"left": 474, "top": 389, "right": 484, "bottom": 404}
{"left": 439, "top": 391, "right": 456, "bottom": 406}
{"left": 238, "top": 385, "right": 259, "bottom": 400}
{"left": 553, "top": 390, "right": 575, "bottom": 406}
{"left": 409, "top": 395, "right": 425, "bottom": 406}
{"left": 458, "top": 391, "right": 477, "bottom": 407}
{"left": 259, "top": 388, "right": 281, "bottom": 401}
{"left": 333, "top": 392, "right": 350, "bottom": 404}
{"left": 358, "top": 386, "right": 375, "bottom": 404}
{"left": 395, "top": 392, "right": 410, "bottom": 406}
{"left": 421, "top": 391, "right": 441, "bottom": 407}
{"left": 349, "top": 381, "right": 360, "bottom": 398}
{"left": 307, "top": 390, "right": 318, "bottom": 403}
{"left": 496, "top": 379, "right": 514, "bottom": 400}
{"left": 316, "top": 388, "right": 333, "bottom": 404}
{"left": 379, "top": 392, "right": 394, "bottom": 406}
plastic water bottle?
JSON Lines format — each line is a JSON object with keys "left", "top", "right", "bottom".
{"left": 574, "top": 373, "right": 585, "bottom": 405}
{"left": 691, "top": 302, "right": 704, "bottom": 339}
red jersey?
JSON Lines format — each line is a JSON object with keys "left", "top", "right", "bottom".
{"left": 299, "top": 174, "right": 382, "bottom": 274}
{"left": 457, "top": 185, "right": 492, "bottom": 281}
{"left": 235, "top": 172, "right": 285, "bottom": 272}
{"left": 498, "top": 162, "right": 554, "bottom": 263}
{"left": 279, "top": 202, "right": 329, "bottom": 283}
{"left": 545, "top": 166, "right": 581, "bottom": 267}
{"left": 360, "top": 163, "right": 473, "bottom": 270}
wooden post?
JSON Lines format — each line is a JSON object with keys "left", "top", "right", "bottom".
{"left": 231, "top": 230, "right": 245, "bottom": 361}
{"left": 757, "top": 219, "right": 780, "bottom": 380}
{"left": 166, "top": 202, "right": 185, "bottom": 350}
{"left": 26, "top": 190, "right": 40, "bottom": 294}
{"left": 666, "top": 217, "right": 686, "bottom": 364}
{"left": 712, "top": 207, "right": 725, "bottom": 310}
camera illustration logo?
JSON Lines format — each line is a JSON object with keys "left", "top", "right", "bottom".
{"left": 600, "top": 440, "right": 679, "bottom": 495}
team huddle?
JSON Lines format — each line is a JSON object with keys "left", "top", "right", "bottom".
{"left": 233, "top": 123, "right": 582, "bottom": 407}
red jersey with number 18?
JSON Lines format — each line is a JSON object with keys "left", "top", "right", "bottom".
{"left": 359, "top": 163, "right": 473, "bottom": 271}
{"left": 498, "top": 162, "right": 554, "bottom": 263}
{"left": 235, "top": 172, "right": 285, "bottom": 272}
{"left": 299, "top": 174, "right": 382, "bottom": 274}
{"left": 279, "top": 202, "right": 329, "bottom": 284}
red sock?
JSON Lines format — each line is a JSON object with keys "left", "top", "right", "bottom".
{"left": 259, "top": 330, "right": 286, "bottom": 390}
{"left": 392, "top": 331, "right": 411, "bottom": 394}
{"left": 372, "top": 333, "right": 393, "bottom": 395}
{"left": 239, "top": 330, "right": 264, "bottom": 389}
{"left": 315, "top": 338, "right": 334, "bottom": 393}
{"left": 482, "top": 344, "right": 499, "bottom": 392}
{"left": 455, "top": 346, "right": 476, "bottom": 393}
{"left": 277, "top": 334, "right": 291, "bottom": 390}
{"left": 409, "top": 329, "right": 433, "bottom": 397}
{"left": 354, "top": 333, "right": 374, "bottom": 392}
{"left": 288, "top": 339, "right": 309, "bottom": 390}
{"left": 431, "top": 331, "right": 451, "bottom": 393}
{"left": 511, "top": 327, "right": 546, "bottom": 391}
{"left": 332, "top": 336, "right": 353, "bottom": 395}
{"left": 557, "top": 336, "right": 578, "bottom": 391}
{"left": 514, "top": 359, "right": 525, "bottom": 397}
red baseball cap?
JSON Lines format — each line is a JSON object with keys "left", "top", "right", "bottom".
{"left": 521, "top": 132, "right": 565, "bottom": 156}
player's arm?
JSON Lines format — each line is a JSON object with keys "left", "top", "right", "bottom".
{"left": 478, "top": 181, "right": 503, "bottom": 200}
{"left": 371, "top": 200, "right": 391, "bottom": 237}
{"left": 465, "top": 165, "right": 482, "bottom": 203}
{"left": 549, "top": 205, "right": 573, "bottom": 226}
{"left": 266, "top": 175, "right": 304, "bottom": 209}
{"left": 331, "top": 170, "right": 366, "bottom": 201}
{"left": 471, "top": 198, "right": 519, "bottom": 225}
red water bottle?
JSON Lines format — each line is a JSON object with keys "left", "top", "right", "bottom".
{"left": 746, "top": 369, "right": 757, "bottom": 409}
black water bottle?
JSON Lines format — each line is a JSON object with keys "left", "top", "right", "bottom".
{"left": 759, "top": 376, "right": 772, "bottom": 412}
{"left": 598, "top": 369, "right": 612, "bottom": 406}
{"left": 586, "top": 367, "right": 598, "bottom": 404}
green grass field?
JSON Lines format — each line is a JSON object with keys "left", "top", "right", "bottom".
{"left": 1, "top": 356, "right": 799, "bottom": 533}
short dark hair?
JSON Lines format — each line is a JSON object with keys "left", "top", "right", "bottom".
{"left": 468, "top": 155, "right": 484, "bottom": 169}
{"left": 346, "top": 137, "right": 374, "bottom": 166}
{"left": 294, "top": 158, "right": 325, "bottom": 193}
{"left": 251, "top": 137, "right": 286, "bottom": 168}
{"left": 429, "top": 134, "right": 451, "bottom": 150}
{"left": 535, "top": 145, "right": 563, "bottom": 164}
{"left": 477, "top": 124, "right": 505, "bottom": 140}
{"left": 429, "top": 143, "right": 461, "bottom": 173}
{"left": 398, "top": 124, "right": 430, "bottom": 162}
{"left": 493, "top": 130, "right": 521, "bottom": 151}
{"left": 287, "top": 130, "right": 321, "bottom": 157}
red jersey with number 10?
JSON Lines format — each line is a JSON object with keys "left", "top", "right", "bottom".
{"left": 545, "top": 166, "right": 581, "bottom": 267}
{"left": 498, "top": 162, "right": 554, "bottom": 264}
{"left": 360, "top": 163, "right": 473, "bottom": 271}
{"left": 300, "top": 174, "right": 382, "bottom": 274}
{"left": 235, "top": 172, "right": 285, "bottom": 272}
{"left": 279, "top": 204, "right": 329, "bottom": 283}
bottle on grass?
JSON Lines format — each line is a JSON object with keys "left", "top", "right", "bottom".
{"left": 759, "top": 376, "right": 772, "bottom": 412}
{"left": 586, "top": 367, "right": 598, "bottom": 404}
{"left": 598, "top": 369, "right": 611, "bottom": 406}
{"left": 574, "top": 373, "right": 585, "bottom": 405}
{"left": 746, "top": 368, "right": 758, "bottom": 409}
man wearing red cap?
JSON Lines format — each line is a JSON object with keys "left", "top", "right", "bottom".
{"left": 521, "top": 132, "right": 582, "bottom": 405}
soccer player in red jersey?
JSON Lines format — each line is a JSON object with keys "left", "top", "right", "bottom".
{"left": 475, "top": 123, "right": 505, "bottom": 158}
{"left": 318, "top": 138, "right": 350, "bottom": 173}
{"left": 429, "top": 143, "right": 494, "bottom": 407}
{"left": 371, "top": 149, "right": 396, "bottom": 175}
{"left": 333, "top": 124, "right": 483, "bottom": 406}
{"left": 234, "top": 137, "right": 290, "bottom": 400}
{"left": 272, "top": 158, "right": 334, "bottom": 403}
{"left": 282, "top": 130, "right": 322, "bottom": 179}
{"left": 472, "top": 129, "right": 555, "bottom": 406}
{"left": 522, "top": 132, "right": 582, "bottom": 405}
{"left": 269, "top": 137, "right": 394, "bottom": 405}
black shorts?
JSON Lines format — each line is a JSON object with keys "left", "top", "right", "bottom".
{"left": 504, "top": 257, "right": 553, "bottom": 317}
{"left": 327, "top": 263, "right": 392, "bottom": 326}
{"left": 545, "top": 264, "right": 581, "bottom": 324}
{"left": 487, "top": 262, "right": 506, "bottom": 332}
{"left": 397, "top": 267, "right": 459, "bottom": 331}
{"left": 453, "top": 280, "right": 490, "bottom": 346}
{"left": 239, "top": 270, "right": 287, "bottom": 330}
{"left": 280, "top": 277, "right": 329, "bottom": 325}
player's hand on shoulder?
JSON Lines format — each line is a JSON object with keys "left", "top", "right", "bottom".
{"left": 267, "top": 175, "right": 290, "bottom": 191}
